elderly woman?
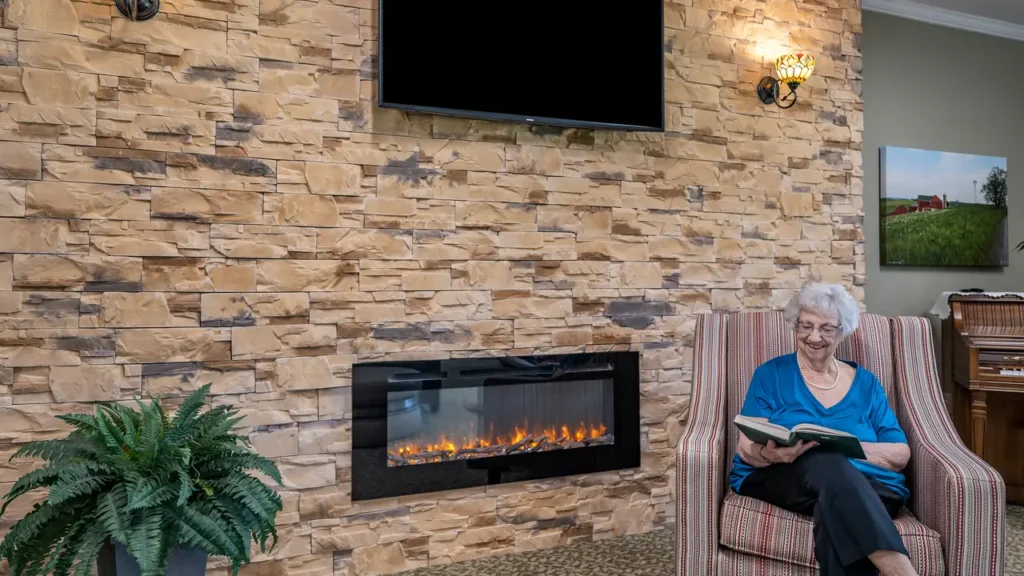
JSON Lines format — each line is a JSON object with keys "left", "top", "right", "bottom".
{"left": 729, "top": 283, "right": 918, "bottom": 576}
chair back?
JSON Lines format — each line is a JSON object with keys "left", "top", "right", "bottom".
{"left": 723, "top": 311, "right": 898, "bottom": 470}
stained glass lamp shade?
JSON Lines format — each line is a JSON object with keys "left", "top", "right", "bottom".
{"left": 776, "top": 54, "right": 815, "bottom": 88}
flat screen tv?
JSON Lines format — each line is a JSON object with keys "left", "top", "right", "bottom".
{"left": 378, "top": 1, "right": 665, "bottom": 132}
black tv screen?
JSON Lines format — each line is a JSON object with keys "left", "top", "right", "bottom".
{"left": 378, "top": 1, "right": 665, "bottom": 132}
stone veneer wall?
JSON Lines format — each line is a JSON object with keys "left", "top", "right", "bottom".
{"left": 0, "top": 0, "right": 863, "bottom": 574}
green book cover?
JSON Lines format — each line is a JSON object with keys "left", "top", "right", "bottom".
{"left": 734, "top": 415, "right": 866, "bottom": 460}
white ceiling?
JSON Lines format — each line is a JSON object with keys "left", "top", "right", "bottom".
{"left": 911, "top": 0, "right": 1024, "bottom": 25}
{"left": 863, "top": 0, "right": 1024, "bottom": 41}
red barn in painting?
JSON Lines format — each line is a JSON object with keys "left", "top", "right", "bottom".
{"left": 916, "top": 195, "right": 944, "bottom": 211}
{"left": 890, "top": 205, "right": 908, "bottom": 216}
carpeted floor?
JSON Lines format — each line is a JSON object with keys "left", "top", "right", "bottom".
{"left": 402, "top": 506, "right": 1024, "bottom": 576}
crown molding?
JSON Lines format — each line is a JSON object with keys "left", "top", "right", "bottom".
{"left": 862, "top": 0, "right": 1024, "bottom": 42}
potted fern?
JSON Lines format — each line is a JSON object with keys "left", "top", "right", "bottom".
{"left": 0, "top": 384, "right": 282, "bottom": 576}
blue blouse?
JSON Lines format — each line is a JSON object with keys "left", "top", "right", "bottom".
{"left": 728, "top": 353, "right": 910, "bottom": 501}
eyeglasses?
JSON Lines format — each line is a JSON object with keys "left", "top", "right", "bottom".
{"left": 795, "top": 321, "right": 840, "bottom": 338}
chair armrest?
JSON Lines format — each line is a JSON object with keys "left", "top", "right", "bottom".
{"left": 891, "top": 317, "right": 1005, "bottom": 576}
{"left": 675, "top": 313, "right": 728, "bottom": 576}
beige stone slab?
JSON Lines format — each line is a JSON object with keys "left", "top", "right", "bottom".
{"left": 0, "top": 218, "right": 69, "bottom": 254}
{"left": 49, "top": 365, "right": 140, "bottom": 402}
{"left": 492, "top": 293, "right": 573, "bottom": 320}
{"left": 142, "top": 258, "right": 256, "bottom": 292}
{"left": 262, "top": 194, "right": 350, "bottom": 228}
{"left": 6, "top": 0, "right": 81, "bottom": 37}
{"left": 257, "top": 2, "right": 359, "bottom": 45}
{"left": 201, "top": 292, "right": 309, "bottom": 326}
{"left": 0, "top": 181, "right": 26, "bottom": 218}
{"left": 111, "top": 17, "right": 229, "bottom": 54}
{"left": 90, "top": 220, "right": 209, "bottom": 257}
{"left": 275, "top": 355, "right": 345, "bottom": 391}
{"left": 0, "top": 403, "right": 92, "bottom": 433}
{"left": 255, "top": 260, "right": 358, "bottom": 292}
{"left": 406, "top": 291, "right": 491, "bottom": 322}
{"left": 81, "top": 292, "right": 200, "bottom": 328}
{"left": 277, "top": 161, "right": 363, "bottom": 196}
{"left": 150, "top": 188, "right": 262, "bottom": 223}
{"left": 316, "top": 229, "right": 414, "bottom": 260}
{"left": 0, "top": 142, "right": 42, "bottom": 180}
{"left": 141, "top": 361, "right": 256, "bottom": 397}
{"left": 26, "top": 182, "right": 150, "bottom": 220}
{"left": 0, "top": 292, "right": 77, "bottom": 330}
{"left": 115, "top": 327, "right": 231, "bottom": 364}
{"left": 231, "top": 325, "right": 337, "bottom": 360}
{"left": 13, "top": 254, "right": 142, "bottom": 290}
{"left": 210, "top": 223, "right": 315, "bottom": 258}
{"left": 19, "top": 41, "right": 146, "bottom": 78}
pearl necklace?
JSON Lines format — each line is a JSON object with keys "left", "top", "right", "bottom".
{"left": 798, "top": 356, "right": 841, "bottom": 390}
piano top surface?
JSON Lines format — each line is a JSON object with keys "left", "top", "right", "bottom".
{"left": 951, "top": 295, "right": 1024, "bottom": 335}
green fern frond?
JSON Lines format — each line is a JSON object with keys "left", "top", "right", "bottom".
{"left": 215, "top": 494, "right": 262, "bottom": 556}
{"left": 55, "top": 413, "right": 99, "bottom": 433}
{"left": 212, "top": 473, "right": 281, "bottom": 524}
{"left": 119, "top": 407, "right": 139, "bottom": 452}
{"left": 126, "top": 476, "right": 154, "bottom": 507}
{"left": 176, "top": 468, "right": 195, "bottom": 508}
{"left": 46, "top": 514, "right": 94, "bottom": 576}
{"left": 11, "top": 437, "right": 95, "bottom": 465}
{"left": 137, "top": 401, "right": 164, "bottom": 462}
{"left": 222, "top": 454, "right": 283, "bottom": 485}
{"left": 172, "top": 384, "right": 210, "bottom": 428}
{"left": 48, "top": 467, "right": 111, "bottom": 506}
{"left": 127, "top": 508, "right": 165, "bottom": 576}
{"left": 95, "top": 408, "right": 126, "bottom": 452}
{"left": 126, "top": 482, "right": 176, "bottom": 512}
{"left": 195, "top": 407, "right": 244, "bottom": 439}
{"left": 0, "top": 503, "right": 60, "bottom": 560}
{"left": 156, "top": 398, "right": 170, "bottom": 427}
{"left": 97, "top": 485, "right": 130, "bottom": 545}
{"left": 174, "top": 502, "right": 245, "bottom": 560}
{"left": 0, "top": 466, "right": 59, "bottom": 516}
{"left": 72, "top": 523, "right": 110, "bottom": 576}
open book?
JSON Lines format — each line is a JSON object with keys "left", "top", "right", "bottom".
{"left": 734, "top": 415, "right": 866, "bottom": 459}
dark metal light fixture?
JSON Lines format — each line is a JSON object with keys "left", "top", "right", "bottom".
{"left": 757, "top": 54, "right": 816, "bottom": 109}
{"left": 115, "top": 0, "right": 160, "bottom": 21}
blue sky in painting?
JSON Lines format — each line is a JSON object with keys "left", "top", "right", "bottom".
{"left": 882, "top": 146, "right": 1007, "bottom": 205}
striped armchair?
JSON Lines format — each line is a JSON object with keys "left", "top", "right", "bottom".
{"left": 675, "top": 312, "right": 1005, "bottom": 576}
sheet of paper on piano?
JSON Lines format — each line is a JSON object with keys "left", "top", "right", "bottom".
{"left": 930, "top": 291, "right": 1024, "bottom": 320}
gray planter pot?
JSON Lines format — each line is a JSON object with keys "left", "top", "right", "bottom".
{"left": 96, "top": 542, "right": 207, "bottom": 576}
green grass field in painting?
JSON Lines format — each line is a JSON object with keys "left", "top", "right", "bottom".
{"left": 882, "top": 205, "right": 1006, "bottom": 267}
{"left": 881, "top": 199, "right": 916, "bottom": 215}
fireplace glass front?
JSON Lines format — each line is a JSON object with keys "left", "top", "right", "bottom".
{"left": 352, "top": 352, "right": 640, "bottom": 501}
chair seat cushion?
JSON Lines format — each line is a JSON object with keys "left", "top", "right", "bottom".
{"left": 720, "top": 491, "right": 946, "bottom": 575}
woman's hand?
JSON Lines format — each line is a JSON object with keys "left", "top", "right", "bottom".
{"left": 860, "top": 442, "right": 910, "bottom": 472}
{"left": 737, "top": 434, "right": 818, "bottom": 467}
{"left": 760, "top": 439, "right": 818, "bottom": 464}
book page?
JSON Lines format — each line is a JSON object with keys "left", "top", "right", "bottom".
{"left": 734, "top": 415, "right": 791, "bottom": 436}
{"left": 792, "top": 423, "right": 854, "bottom": 437}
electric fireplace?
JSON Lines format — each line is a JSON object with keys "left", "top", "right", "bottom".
{"left": 351, "top": 352, "right": 640, "bottom": 501}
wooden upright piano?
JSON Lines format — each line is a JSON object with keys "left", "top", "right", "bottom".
{"left": 942, "top": 293, "right": 1024, "bottom": 503}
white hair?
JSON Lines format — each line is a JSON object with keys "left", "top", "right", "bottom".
{"left": 783, "top": 282, "right": 860, "bottom": 338}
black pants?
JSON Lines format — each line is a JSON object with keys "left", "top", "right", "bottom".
{"left": 738, "top": 451, "right": 909, "bottom": 576}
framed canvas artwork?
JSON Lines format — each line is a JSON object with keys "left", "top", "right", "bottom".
{"left": 880, "top": 146, "right": 1008, "bottom": 267}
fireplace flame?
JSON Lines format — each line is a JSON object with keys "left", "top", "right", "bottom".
{"left": 388, "top": 421, "right": 611, "bottom": 466}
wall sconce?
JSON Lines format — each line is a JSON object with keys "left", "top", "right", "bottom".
{"left": 115, "top": 0, "right": 160, "bottom": 21}
{"left": 757, "top": 54, "right": 815, "bottom": 109}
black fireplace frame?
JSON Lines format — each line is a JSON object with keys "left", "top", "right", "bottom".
{"left": 351, "top": 351, "right": 641, "bottom": 501}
